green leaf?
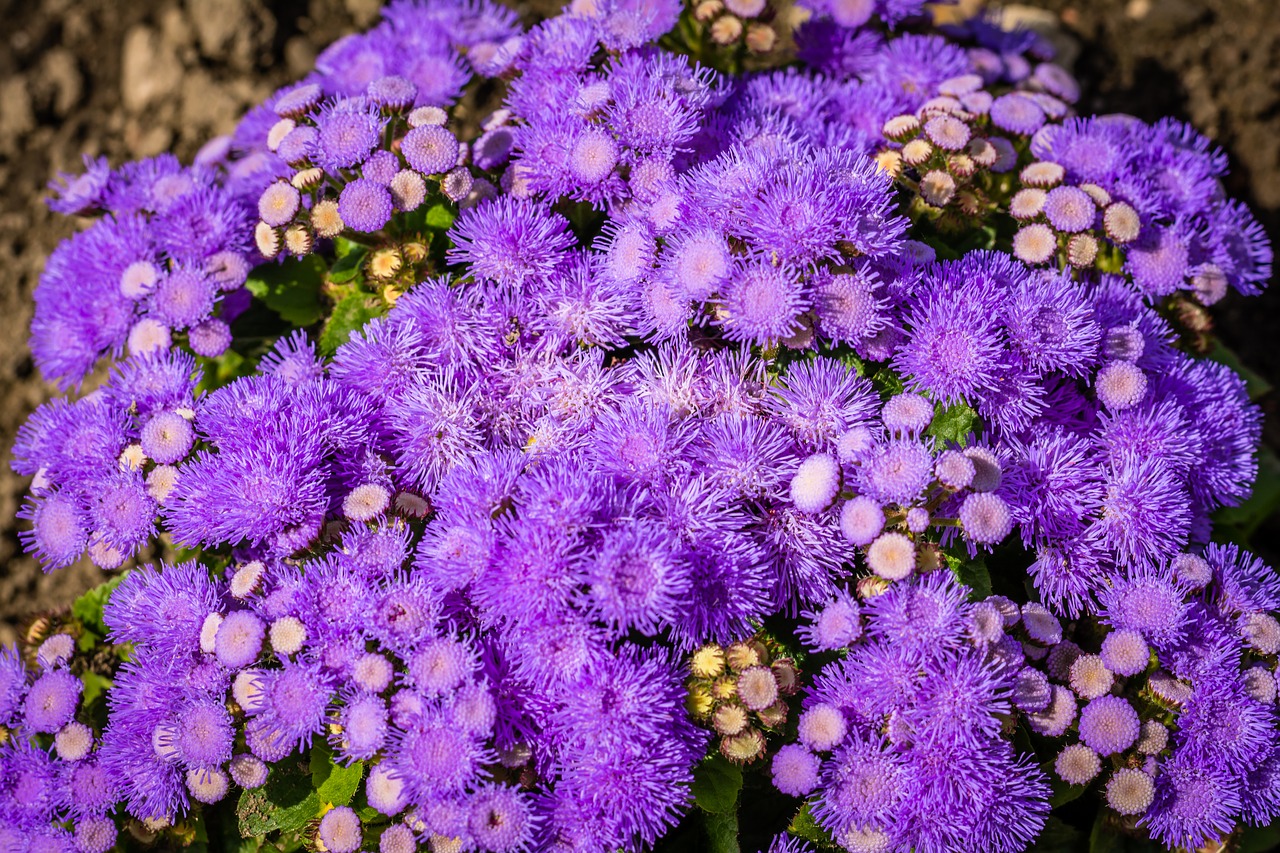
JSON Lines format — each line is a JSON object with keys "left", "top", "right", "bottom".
{"left": 311, "top": 741, "right": 363, "bottom": 808}
{"left": 319, "top": 291, "right": 387, "bottom": 356}
{"left": 236, "top": 757, "right": 318, "bottom": 837}
{"left": 690, "top": 755, "right": 742, "bottom": 815}
{"left": 1241, "top": 822, "right": 1280, "bottom": 853}
{"left": 946, "top": 554, "right": 991, "bottom": 600}
{"left": 832, "top": 348, "right": 865, "bottom": 377}
{"left": 230, "top": 836, "right": 264, "bottom": 853}
{"left": 1208, "top": 340, "right": 1273, "bottom": 401}
{"left": 71, "top": 573, "right": 129, "bottom": 640}
{"left": 1036, "top": 816, "right": 1086, "bottom": 853}
{"left": 1214, "top": 445, "right": 1280, "bottom": 543}
{"left": 870, "top": 366, "right": 905, "bottom": 398}
{"left": 327, "top": 246, "right": 368, "bottom": 284}
{"left": 1088, "top": 813, "right": 1124, "bottom": 853}
{"left": 245, "top": 256, "right": 327, "bottom": 326}
{"left": 425, "top": 203, "right": 455, "bottom": 231}
{"left": 703, "top": 808, "right": 740, "bottom": 853}
{"left": 333, "top": 237, "right": 364, "bottom": 259}
{"left": 79, "top": 671, "right": 113, "bottom": 706}
{"left": 925, "top": 401, "right": 979, "bottom": 447}
{"left": 788, "top": 802, "right": 834, "bottom": 847}
{"left": 1087, "top": 812, "right": 1161, "bottom": 853}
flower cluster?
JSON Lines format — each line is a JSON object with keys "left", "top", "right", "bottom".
{"left": 771, "top": 542, "right": 1280, "bottom": 850}
{"left": 5, "top": 1, "right": 1277, "bottom": 851}
{"left": 687, "top": 638, "right": 800, "bottom": 764}
{"left": 786, "top": 574, "right": 1051, "bottom": 853}
{"left": 253, "top": 80, "right": 472, "bottom": 263}
{"left": 35, "top": 154, "right": 256, "bottom": 388}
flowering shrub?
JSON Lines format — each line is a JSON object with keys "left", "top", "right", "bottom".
{"left": 3, "top": 1, "right": 1278, "bottom": 851}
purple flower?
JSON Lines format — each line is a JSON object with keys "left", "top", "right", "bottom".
{"left": 1099, "top": 564, "right": 1189, "bottom": 645}
{"left": 769, "top": 358, "right": 878, "bottom": 451}
{"left": 716, "top": 257, "right": 809, "bottom": 347}
{"left": 447, "top": 197, "right": 575, "bottom": 289}
{"left": 1144, "top": 753, "right": 1241, "bottom": 849}
{"left": 1077, "top": 695, "right": 1140, "bottom": 756}
{"left": 338, "top": 178, "right": 394, "bottom": 233}
{"left": 895, "top": 256, "right": 1007, "bottom": 404}
{"left": 105, "top": 561, "right": 220, "bottom": 656}
{"left": 585, "top": 519, "right": 690, "bottom": 635}
{"left": 314, "top": 102, "right": 384, "bottom": 171}
{"left": 47, "top": 154, "right": 112, "bottom": 215}
{"left": 857, "top": 439, "right": 932, "bottom": 506}
{"left": 989, "top": 92, "right": 1046, "bottom": 135}
{"left": 402, "top": 125, "right": 460, "bottom": 175}
{"left": 1096, "top": 455, "right": 1190, "bottom": 564}
{"left": 22, "top": 669, "right": 81, "bottom": 734}
{"left": 812, "top": 731, "right": 906, "bottom": 839}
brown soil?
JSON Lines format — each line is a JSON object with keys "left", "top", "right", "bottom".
{"left": 1029, "top": 0, "right": 1280, "bottom": 560}
{"left": 2, "top": 0, "right": 1277, "bottom": 644}
{"left": 0, "top": 0, "right": 379, "bottom": 645}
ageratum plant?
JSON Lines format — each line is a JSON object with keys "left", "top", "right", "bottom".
{"left": 3, "top": 0, "right": 1278, "bottom": 851}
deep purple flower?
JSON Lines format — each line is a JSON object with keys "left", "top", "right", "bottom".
{"left": 338, "top": 178, "right": 394, "bottom": 233}
{"left": 22, "top": 669, "right": 82, "bottom": 734}
{"left": 447, "top": 197, "right": 575, "bottom": 289}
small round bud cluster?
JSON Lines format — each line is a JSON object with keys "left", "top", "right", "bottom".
{"left": 1009, "top": 160, "right": 1142, "bottom": 269}
{"left": 253, "top": 77, "right": 472, "bottom": 294}
{"left": 879, "top": 88, "right": 1016, "bottom": 226}
{"left": 693, "top": 0, "right": 779, "bottom": 54}
{"left": 686, "top": 636, "right": 799, "bottom": 765}
{"left": 877, "top": 65, "right": 1082, "bottom": 231}
{"left": 821, "top": 400, "right": 1012, "bottom": 587}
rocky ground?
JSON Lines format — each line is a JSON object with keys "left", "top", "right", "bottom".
{"left": 0, "top": 0, "right": 399, "bottom": 645}
{"left": 1, "top": 0, "right": 1276, "bottom": 643}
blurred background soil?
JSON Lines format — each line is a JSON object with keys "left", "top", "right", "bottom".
{"left": 1, "top": 0, "right": 1277, "bottom": 644}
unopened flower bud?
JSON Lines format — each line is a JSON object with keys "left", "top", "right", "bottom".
{"left": 745, "top": 23, "right": 777, "bottom": 53}
{"left": 882, "top": 115, "right": 921, "bottom": 141}
{"left": 719, "top": 728, "right": 766, "bottom": 764}
{"left": 737, "top": 666, "right": 778, "bottom": 711}
{"left": 1021, "top": 161, "right": 1065, "bottom": 188}
{"left": 725, "top": 642, "right": 761, "bottom": 671}
{"left": 291, "top": 167, "right": 323, "bottom": 190}
{"left": 1067, "top": 233, "right": 1098, "bottom": 267}
{"left": 757, "top": 700, "right": 788, "bottom": 729}
{"left": 875, "top": 149, "right": 903, "bottom": 177}
{"left": 690, "top": 645, "right": 727, "bottom": 679}
{"left": 254, "top": 221, "right": 280, "bottom": 259}
{"left": 771, "top": 659, "right": 799, "bottom": 695}
{"left": 686, "top": 683, "right": 714, "bottom": 717}
{"left": 694, "top": 0, "right": 723, "bottom": 21}
{"left": 948, "top": 153, "right": 975, "bottom": 178}
{"left": 856, "top": 575, "right": 891, "bottom": 598}
{"left": 710, "top": 676, "right": 737, "bottom": 701}
{"left": 368, "top": 249, "right": 403, "bottom": 280}
{"left": 311, "top": 199, "right": 343, "bottom": 239}
{"left": 712, "top": 702, "right": 749, "bottom": 736}
{"left": 407, "top": 106, "right": 448, "bottom": 128}
{"left": 267, "top": 118, "right": 295, "bottom": 152}
{"left": 284, "top": 225, "right": 313, "bottom": 257}
{"left": 710, "top": 15, "right": 743, "bottom": 44}
{"left": 920, "top": 170, "right": 956, "bottom": 207}
{"left": 902, "top": 139, "right": 933, "bottom": 166}
{"left": 1080, "top": 183, "right": 1111, "bottom": 206}
{"left": 1103, "top": 202, "right": 1140, "bottom": 244}
{"left": 966, "top": 137, "right": 997, "bottom": 167}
